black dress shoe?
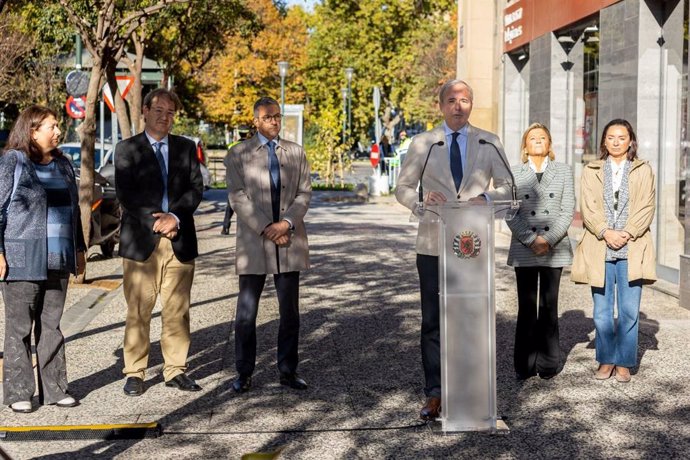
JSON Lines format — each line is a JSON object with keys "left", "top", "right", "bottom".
{"left": 123, "top": 377, "right": 145, "bottom": 396}
{"left": 232, "top": 375, "right": 252, "bottom": 393}
{"left": 220, "top": 228, "right": 229, "bottom": 235}
{"left": 165, "top": 373, "right": 202, "bottom": 392}
{"left": 538, "top": 371, "right": 558, "bottom": 380}
{"left": 279, "top": 373, "right": 308, "bottom": 390}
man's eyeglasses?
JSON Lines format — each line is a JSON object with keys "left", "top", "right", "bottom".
{"left": 614, "top": 190, "right": 619, "bottom": 211}
{"left": 260, "top": 114, "right": 282, "bottom": 123}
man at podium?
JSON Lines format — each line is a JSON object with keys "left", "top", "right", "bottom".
{"left": 395, "top": 79, "right": 512, "bottom": 421}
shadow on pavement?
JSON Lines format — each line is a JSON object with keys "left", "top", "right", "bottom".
{"left": 27, "top": 193, "right": 681, "bottom": 458}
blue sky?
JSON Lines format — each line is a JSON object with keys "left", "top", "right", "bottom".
{"left": 285, "top": 0, "right": 318, "bottom": 11}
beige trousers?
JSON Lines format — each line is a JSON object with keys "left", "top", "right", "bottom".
{"left": 122, "top": 237, "right": 195, "bottom": 381}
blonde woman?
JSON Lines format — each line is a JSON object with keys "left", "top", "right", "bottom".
{"left": 507, "top": 123, "right": 574, "bottom": 380}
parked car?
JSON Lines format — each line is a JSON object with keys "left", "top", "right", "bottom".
{"left": 58, "top": 142, "right": 113, "bottom": 170}
{"left": 99, "top": 136, "right": 211, "bottom": 190}
{"left": 58, "top": 143, "right": 119, "bottom": 257}
{"left": 78, "top": 170, "right": 120, "bottom": 258}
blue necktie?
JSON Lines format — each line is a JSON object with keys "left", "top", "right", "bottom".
{"left": 153, "top": 141, "right": 168, "bottom": 212}
{"left": 450, "top": 132, "right": 463, "bottom": 192}
{"left": 268, "top": 141, "right": 280, "bottom": 189}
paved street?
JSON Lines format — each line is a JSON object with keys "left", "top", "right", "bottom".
{"left": 0, "top": 186, "right": 689, "bottom": 459}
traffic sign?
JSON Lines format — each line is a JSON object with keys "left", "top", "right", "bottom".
{"left": 65, "top": 96, "right": 86, "bottom": 119}
{"left": 65, "top": 70, "right": 89, "bottom": 97}
{"left": 370, "top": 143, "right": 380, "bottom": 168}
{"left": 102, "top": 76, "right": 135, "bottom": 112}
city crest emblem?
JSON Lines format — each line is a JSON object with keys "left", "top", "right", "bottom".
{"left": 453, "top": 230, "right": 481, "bottom": 259}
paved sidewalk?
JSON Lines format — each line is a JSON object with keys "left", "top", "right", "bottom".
{"left": 0, "top": 188, "right": 688, "bottom": 459}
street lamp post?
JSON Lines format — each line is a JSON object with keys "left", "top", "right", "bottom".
{"left": 278, "top": 61, "right": 289, "bottom": 116}
{"left": 341, "top": 87, "right": 348, "bottom": 144}
{"left": 345, "top": 67, "right": 354, "bottom": 141}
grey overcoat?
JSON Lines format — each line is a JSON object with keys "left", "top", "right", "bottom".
{"left": 226, "top": 135, "right": 311, "bottom": 275}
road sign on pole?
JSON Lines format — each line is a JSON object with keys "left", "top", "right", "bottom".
{"left": 65, "top": 96, "right": 86, "bottom": 119}
{"left": 65, "top": 70, "right": 89, "bottom": 97}
{"left": 370, "top": 143, "right": 380, "bottom": 168}
{"left": 102, "top": 76, "right": 135, "bottom": 112}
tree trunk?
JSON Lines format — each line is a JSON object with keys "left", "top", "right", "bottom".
{"left": 338, "top": 151, "right": 344, "bottom": 187}
{"left": 326, "top": 149, "right": 334, "bottom": 186}
{"left": 105, "top": 63, "right": 132, "bottom": 140}
{"left": 75, "top": 57, "right": 105, "bottom": 283}
{"left": 128, "top": 73, "right": 143, "bottom": 134}
{"left": 125, "top": 31, "right": 146, "bottom": 134}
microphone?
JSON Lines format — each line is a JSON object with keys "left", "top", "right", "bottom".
{"left": 478, "top": 138, "right": 518, "bottom": 208}
{"left": 418, "top": 140, "right": 445, "bottom": 206}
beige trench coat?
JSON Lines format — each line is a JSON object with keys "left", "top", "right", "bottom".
{"left": 395, "top": 125, "right": 513, "bottom": 256}
{"left": 571, "top": 158, "right": 656, "bottom": 288}
{"left": 226, "top": 135, "right": 311, "bottom": 275}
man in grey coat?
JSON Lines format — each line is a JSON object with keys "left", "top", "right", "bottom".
{"left": 226, "top": 97, "right": 312, "bottom": 393}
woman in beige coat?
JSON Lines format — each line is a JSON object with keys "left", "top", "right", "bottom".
{"left": 571, "top": 119, "right": 656, "bottom": 383}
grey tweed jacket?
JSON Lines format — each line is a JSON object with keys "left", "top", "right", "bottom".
{"left": 0, "top": 150, "right": 85, "bottom": 280}
{"left": 506, "top": 161, "right": 575, "bottom": 268}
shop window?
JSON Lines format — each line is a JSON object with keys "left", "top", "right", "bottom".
{"left": 582, "top": 23, "right": 599, "bottom": 164}
{"left": 679, "top": 0, "right": 688, "bottom": 223}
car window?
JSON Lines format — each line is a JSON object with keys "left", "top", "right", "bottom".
{"left": 101, "top": 149, "right": 115, "bottom": 167}
{"left": 59, "top": 146, "right": 103, "bottom": 169}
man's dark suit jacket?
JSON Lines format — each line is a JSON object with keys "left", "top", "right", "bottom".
{"left": 115, "top": 132, "right": 203, "bottom": 262}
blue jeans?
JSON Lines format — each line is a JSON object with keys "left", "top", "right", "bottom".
{"left": 591, "top": 259, "right": 642, "bottom": 368}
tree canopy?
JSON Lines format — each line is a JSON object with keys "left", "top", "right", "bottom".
{"left": 198, "top": 0, "right": 308, "bottom": 128}
{"left": 1, "top": 0, "right": 458, "bottom": 183}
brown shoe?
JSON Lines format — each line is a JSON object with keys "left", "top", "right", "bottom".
{"left": 594, "top": 364, "right": 615, "bottom": 380}
{"left": 420, "top": 397, "right": 441, "bottom": 421}
{"left": 614, "top": 366, "right": 631, "bottom": 383}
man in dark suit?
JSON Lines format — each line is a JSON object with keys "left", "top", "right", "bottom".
{"left": 395, "top": 80, "right": 512, "bottom": 420}
{"left": 225, "top": 97, "right": 312, "bottom": 393}
{"left": 115, "top": 88, "right": 204, "bottom": 396}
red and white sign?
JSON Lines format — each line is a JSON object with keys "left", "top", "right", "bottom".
{"left": 370, "top": 143, "right": 380, "bottom": 168}
{"left": 102, "top": 76, "right": 135, "bottom": 112}
{"left": 65, "top": 96, "right": 86, "bottom": 119}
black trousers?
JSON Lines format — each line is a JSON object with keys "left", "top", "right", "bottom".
{"left": 2, "top": 271, "right": 70, "bottom": 405}
{"left": 234, "top": 271, "right": 300, "bottom": 377}
{"left": 416, "top": 254, "right": 441, "bottom": 398}
{"left": 514, "top": 267, "right": 562, "bottom": 376}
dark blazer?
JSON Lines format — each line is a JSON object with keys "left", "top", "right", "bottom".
{"left": 115, "top": 132, "right": 203, "bottom": 262}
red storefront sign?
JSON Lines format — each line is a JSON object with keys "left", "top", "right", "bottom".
{"left": 503, "top": 0, "right": 622, "bottom": 53}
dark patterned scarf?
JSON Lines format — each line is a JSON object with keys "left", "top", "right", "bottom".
{"left": 603, "top": 158, "right": 631, "bottom": 261}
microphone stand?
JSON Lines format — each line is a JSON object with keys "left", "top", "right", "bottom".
{"left": 478, "top": 139, "right": 519, "bottom": 209}
{"left": 417, "top": 140, "right": 445, "bottom": 215}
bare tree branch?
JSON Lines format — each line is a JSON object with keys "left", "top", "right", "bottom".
{"left": 0, "top": 18, "right": 35, "bottom": 102}
{"left": 57, "top": 0, "right": 96, "bottom": 46}
{"left": 118, "top": 0, "right": 189, "bottom": 32}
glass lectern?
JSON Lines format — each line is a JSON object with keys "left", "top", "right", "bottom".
{"left": 421, "top": 201, "right": 513, "bottom": 433}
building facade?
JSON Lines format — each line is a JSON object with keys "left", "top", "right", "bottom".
{"left": 500, "top": 0, "right": 688, "bottom": 285}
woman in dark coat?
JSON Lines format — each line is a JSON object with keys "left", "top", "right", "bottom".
{"left": 0, "top": 105, "right": 86, "bottom": 413}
